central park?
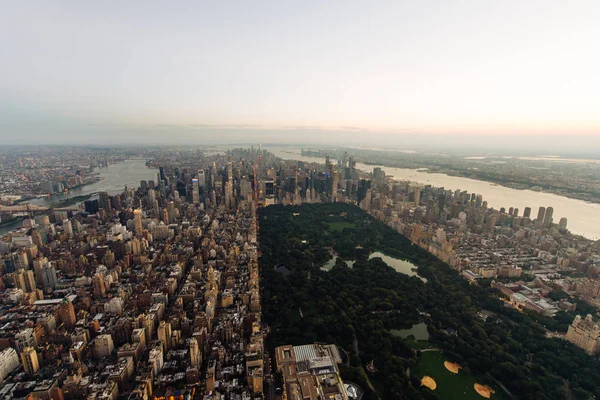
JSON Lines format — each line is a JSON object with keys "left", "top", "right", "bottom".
{"left": 259, "top": 203, "right": 600, "bottom": 399}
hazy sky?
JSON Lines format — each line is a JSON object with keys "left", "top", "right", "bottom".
{"left": 1, "top": 1, "right": 599, "bottom": 147}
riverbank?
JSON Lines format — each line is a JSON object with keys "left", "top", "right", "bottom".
{"left": 362, "top": 160, "right": 600, "bottom": 205}
{"left": 267, "top": 147, "right": 600, "bottom": 239}
{"left": 0, "top": 216, "right": 24, "bottom": 228}
{"left": 50, "top": 195, "right": 92, "bottom": 209}
{"left": 12, "top": 177, "right": 103, "bottom": 205}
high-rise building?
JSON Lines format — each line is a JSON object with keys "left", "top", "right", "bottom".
{"left": 58, "top": 298, "right": 77, "bottom": 330}
{"left": 84, "top": 199, "right": 99, "bottom": 214}
{"left": 523, "top": 207, "right": 532, "bottom": 219}
{"left": 133, "top": 209, "right": 143, "bottom": 236}
{"left": 543, "top": 206, "right": 554, "bottom": 228}
{"left": 24, "top": 270, "right": 36, "bottom": 292}
{"left": 15, "top": 328, "right": 37, "bottom": 353}
{"left": 20, "top": 347, "right": 40, "bottom": 376}
{"left": 33, "top": 256, "right": 49, "bottom": 287}
{"left": 331, "top": 170, "right": 339, "bottom": 202}
{"left": 197, "top": 170, "right": 206, "bottom": 188}
{"left": 41, "top": 262, "right": 58, "bottom": 289}
{"left": 12, "top": 271, "right": 27, "bottom": 293}
{"left": 566, "top": 315, "right": 600, "bottom": 355}
{"left": 536, "top": 207, "right": 546, "bottom": 225}
{"left": 0, "top": 348, "right": 19, "bottom": 381}
{"left": 158, "top": 321, "right": 172, "bottom": 352}
{"left": 93, "top": 273, "right": 107, "bottom": 298}
{"left": 64, "top": 219, "right": 73, "bottom": 238}
{"left": 559, "top": 217, "right": 568, "bottom": 232}
{"left": 413, "top": 186, "right": 421, "bottom": 207}
{"left": 93, "top": 334, "right": 115, "bottom": 359}
{"left": 98, "top": 191, "right": 111, "bottom": 212}
{"left": 189, "top": 337, "right": 201, "bottom": 367}
{"left": 30, "top": 228, "right": 43, "bottom": 248}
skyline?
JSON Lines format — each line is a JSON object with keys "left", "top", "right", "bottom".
{"left": 2, "top": 1, "right": 600, "bottom": 147}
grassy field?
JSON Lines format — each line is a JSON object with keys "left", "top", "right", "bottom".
{"left": 327, "top": 221, "right": 356, "bottom": 232}
{"left": 417, "top": 351, "right": 498, "bottom": 400}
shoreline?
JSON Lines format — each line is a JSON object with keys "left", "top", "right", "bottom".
{"left": 360, "top": 161, "right": 600, "bottom": 205}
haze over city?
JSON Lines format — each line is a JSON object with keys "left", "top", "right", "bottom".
{"left": 4, "top": 2, "right": 600, "bottom": 400}
{"left": 2, "top": 1, "right": 600, "bottom": 152}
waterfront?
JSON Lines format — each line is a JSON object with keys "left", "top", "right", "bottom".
{"left": 267, "top": 147, "right": 600, "bottom": 239}
{"left": 27, "top": 159, "right": 158, "bottom": 206}
{"left": 1, "top": 160, "right": 157, "bottom": 235}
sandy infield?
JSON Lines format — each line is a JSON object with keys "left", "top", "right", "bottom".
{"left": 474, "top": 383, "right": 495, "bottom": 398}
{"left": 421, "top": 376, "right": 437, "bottom": 390}
{"left": 444, "top": 361, "right": 461, "bottom": 374}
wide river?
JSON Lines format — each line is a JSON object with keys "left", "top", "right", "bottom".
{"left": 27, "top": 159, "right": 158, "bottom": 207}
{"left": 0, "top": 160, "right": 157, "bottom": 235}
{"left": 267, "top": 147, "right": 600, "bottom": 240}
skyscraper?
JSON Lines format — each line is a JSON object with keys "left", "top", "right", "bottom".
{"left": 33, "top": 256, "right": 48, "bottom": 287}
{"left": 64, "top": 219, "right": 73, "bottom": 238}
{"left": 543, "top": 206, "right": 554, "bottom": 228}
{"left": 98, "top": 191, "right": 111, "bottom": 212}
{"left": 559, "top": 217, "right": 568, "bottom": 232}
{"left": 133, "top": 209, "right": 143, "bottom": 236}
{"left": 536, "top": 207, "right": 546, "bottom": 226}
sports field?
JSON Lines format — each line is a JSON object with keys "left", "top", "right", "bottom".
{"left": 418, "top": 351, "right": 498, "bottom": 400}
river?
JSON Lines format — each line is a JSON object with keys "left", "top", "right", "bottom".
{"left": 1, "top": 160, "right": 157, "bottom": 236}
{"left": 267, "top": 147, "right": 600, "bottom": 240}
{"left": 27, "top": 159, "right": 158, "bottom": 206}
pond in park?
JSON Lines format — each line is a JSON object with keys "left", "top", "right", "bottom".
{"left": 368, "top": 251, "right": 427, "bottom": 282}
{"left": 391, "top": 322, "right": 430, "bottom": 341}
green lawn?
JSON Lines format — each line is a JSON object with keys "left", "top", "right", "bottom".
{"left": 327, "top": 221, "right": 356, "bottom": 232}
{"left": 417, "top": 351, "right": 499, "bottom": 400}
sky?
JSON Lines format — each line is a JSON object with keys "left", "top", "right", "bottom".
{"left": 1, "top": 1, "right": 599, "bottom": 149}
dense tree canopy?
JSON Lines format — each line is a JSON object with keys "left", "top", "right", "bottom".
{"left": 260, "top": 203, "right": 600, "bottom": 399}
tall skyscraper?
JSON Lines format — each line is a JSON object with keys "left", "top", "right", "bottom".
{"left": 523, "top": 207, "right": 532, "bottom": 219}
{"left": 63, "top": 219, "right": 73, "bottom": 238}
{"left": 543, "top": 206, "right": 554, "bottom": 228}
{"left": 133, "top": 209, "right": 143, "bottom": 236}
{"left": 197, "top": 170, "right": 206, "bottom": 188}
{"left": 536, "top": 207, "right": 546, "bottom": 225}
{"left": 412, "top": 186, "right": 421, "bottom": 207}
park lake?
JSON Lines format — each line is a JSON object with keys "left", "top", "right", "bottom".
{"left": 390, "top": 322, "right": 430, "bottom": 341}
{"left": 320, "top": 251, "right": 426, "bottom": 283}
{"left": 368, "top": 251, "right": 427, "bottom": 282}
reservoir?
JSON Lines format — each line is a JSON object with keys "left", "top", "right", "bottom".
{"left": 267, "top": 147, "right": 600, "bottom": 240}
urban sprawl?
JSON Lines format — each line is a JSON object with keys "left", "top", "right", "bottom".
{"left": 0, "top": 146, "right": 599, "bottom": 400}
